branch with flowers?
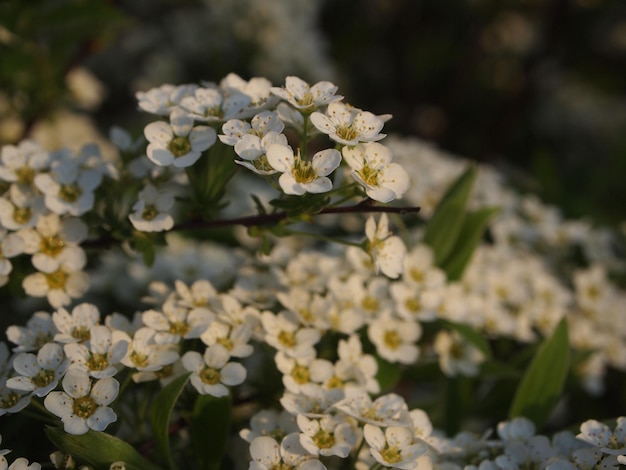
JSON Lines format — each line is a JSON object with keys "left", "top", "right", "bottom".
{"left": 0, "top": 74, "right": 625, "bottom": 470}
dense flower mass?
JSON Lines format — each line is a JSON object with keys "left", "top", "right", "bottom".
{"left": 0, "top": 72, "right": 624, "bottom": 470}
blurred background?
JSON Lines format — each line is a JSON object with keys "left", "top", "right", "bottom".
{"left": 1, "top": 0, "right": 625, "bottom": 225}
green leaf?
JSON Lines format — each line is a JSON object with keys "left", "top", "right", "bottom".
{"left": 422, "top": 165, "right": 477, "bottom": 265}
{"left": 440, "top": 206, "right": 499, "bottom": 281}
{"left": 150, "top": 372, "right": 192, "bottom": 470}
{"left": 45, "top": 427, "right": 162, "bottom": 470}
{"left": 442, "top": 320, "right": 492, "bottom": 360}
{"left": 191, "top": 395, "right": 232, "bottom": 470}
{"left": 508, "top": 318, "right": 570, "bottom": 429}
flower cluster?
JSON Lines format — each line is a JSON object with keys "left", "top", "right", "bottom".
{"left": 0, "top": 73, "right": 624, "bottom": 470}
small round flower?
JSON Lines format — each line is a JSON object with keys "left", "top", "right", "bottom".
{"left": 433, "top": 330, "right": 486, "bottom": 378}
{"left": 182, "top": 344, "right": 246, "bottom": 397}
{"left": 179, "top": 87, "right": 251, "bottom": 123}
{"left": 136, "top": 83, "right": 198, "bottom": 116}
{"left": 63, "top": 325, "right": 128, "bottom": 379}
{"left": 367, "top": 314, "right": 421, "bottom": 364}
{"left": 365, "top": 213, "right": 407, "bottom": 279}
{"left": 144, "top": 108, "right": 216, "bottom": 168}
{"left": 233, "top": 132, "right": 287, "bottom": 175}
{"left": 249, "top": 434, "right": 327, "bottom": 470}
{"left": 270, "top": 76, "right": 342, "bottom": 113}
{"left": 310, "top": 102, "right": 386, "bottom": 146}
{"left": 266, "top": 144, "right": 341, "bottom": 196}
{"left": 44, "top": 369, "right": 119, "bottom": 435}
{"left": 6, "top": 343, "right": 68, "bottom": 397}
{"left": 342, "top": 142, "right": 410, "bottom": 203}
{"left": 219, "top": 110, "right": 284, "bottom": 146}
{"left": 363, "top": 424, "right": 430, "bottom": 470}
{"left": 129, "top": 184, "right": 175, "bottom": 232}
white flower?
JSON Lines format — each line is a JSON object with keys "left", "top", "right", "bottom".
{"left": 233, "top": 132, "right": 287, "bottom": 175}
{"left": 200, "top": 321, "right": 254, "bottom": 358}
{"left": 310, "top": 102, "right": 385, "bottom": 146}
{"left": 275, "top": 351, "right": 333, "bottom": 394}
{"left": 129, "top": 184, "right": 175, "bottom": 232}
{"left": 219, "top": 73, "right": 278, "bottom": 112}
{"left": 5, "top": 312, "right": 58, "bottom": 353}
{"left": 136, "top": 83, "right": 198, "bottom": 116}
{"left": 333, "top": 392, "right": 412, "bottom": 428}
{"left": 142, "top": 298, "right": 214, "bottom": 344}
{"left": 0, "top": 140, "right": 50, "bottom": 189}
{"left": 219, "top": 110, "right": 284, "bottom": 146}
{"left": 433, "top": 330, "right": 485, "bottom": 377}
{"left": 248, "top": 434, "right": 327, "bottom": 470}
{"left": 342, "top": 142, "right": 410, "bottom": 203}
{"left": 577, "top": 417, "right": 626, "bottom": 456}
{"left": 180, "top": 87, "right": 251, "bottom": 123}
{"left": 333, "top": 334, "right": 379, "bottom": 395}
{"left": 363, "top": 424, "right": 430, "bottom": 470}
{"left": 280, "top": 385, "right": 344, "bottom": 418}
{"left": 266, "top": 144, "right": 341, "bottom": 195}
{"left": 0, "top": 457, "right": 42, "bottom": 470}
{"left": 63, "top": 325, "right": 128, "bottom": 379}
{"left": 34, "top": 151, "right": 103, "bottom": 216}
{"left": 22, "top": 259, "right": 89, "bottom": 308}
{"left": 0, "top": 378, "right": 31, "bottom": 416}
{"left": 119, "top": 327, "right": 179, "bottom": 375}
{"left": 297, "top": 414, "right": 359, "bottom": 458}
{"left": 270, "top": 76, "right": 342, "bottom": 113}
{"left": 52, "top": 303, "right": 101, "bottom": 344}
{"left": 0, "top": 185, "right": 45, "bottom": 230}
{"left": 182, "top": 344, "right": 246, "bottom": 397}
{"left": 365, "top": 213, "right": 407, "bottom": 279}
{"left": 6, "top": 343, "right": 68, "bottom": 397}
{"left": 144, "top": 108, "right": 216, "bottom": 168}
{"left": 261, "top": 311, "right": 320, "bottom": 359}
{"left": 368, "top": 314, "right": 421, "bottom": 364}
{"left": 44, "top": 369, "right": 119, "bottom": 435}
{"left": 239, "top": 409, "right": 298, "bottom": 443}
{"left": 20, "top": 213, "right": 88, "bottom": 272}
{"left": 0, "top": 230, "right": 24, "bottom": 287}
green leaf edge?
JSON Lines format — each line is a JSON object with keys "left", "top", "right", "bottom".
{"left": 150, "top": 371, "right": 192, "bottom": 470}
{"left": 508, "top": 317, "right": 570, "bottom": 429}
{"left": 45, "top": 427, "right": 162, "bottom": 470}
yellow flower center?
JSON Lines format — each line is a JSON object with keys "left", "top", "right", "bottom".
{"left": 16, "top": 166, "right": 35, "bottom": 185}
{"left": 292, "top": 157, "right": 316, "bottom": 184}
{"left": 278, "top": 330, "right": 297, "bottom": 348}
{"left": 291, "top": 365, "right": 310, "bottom": 385}
{"left": 130, "top": 351, "right": 149, "bottom": 368}
{"left": 0, "top": 392, "right": 21, "bottom": 409}
{"left": 168, "top": 136, "right": 192, "bottom": 157}
{"left": 336, "top": 124, "right": 359, "bottom": 142}
{"left": 141, "top": 204, "right": 158, "bottom": 221}
{"left": 168, "top": 321, "right": 190, "bottom": 337}
{"left": 13, "top": 206, "right": 32, "bottom": 225}
{"left": 383, "top": 330, "right": 401, "bottom": 350}
{"left": 59, "top": 184, "right": 82, "bottom": 203}
{"left": 312, "top": 428, "right": 335, "bottom": 450}
{"left": 380, "top": 444, "right": 402, "bottom": 464}
{"left": 361, "top": 295, "right": 379, "bottom": 313}
{"left": 86, "top": 353, "right": 109, "bottom": 371}
{"left": 405, "top": 297, "right": 421, "bottom": 313}
{"left": 217, "top": 337, "right": 234, "bottom": 351}
{"left": 357, "top": 163, "right": 379, "bottom": 186}
{"left": 253, "top": 155, "right": 274, "bottom": 172}
{"left": 73, "top": 395, "right": 98, "bottom": 419}
{"left": 72, "top": 326, "right": 91, "bottom": 342}
{"left": 32, "top": 369, "right": 56, "bottom": 388}
{"left": 40, "top": 235, "right": 65, "bottom": 257}
{"left": 45, "top": 269, "right": 68, "bottom": 290}
{"left": 199, "top": 367, "right": 221, "bottom": 385}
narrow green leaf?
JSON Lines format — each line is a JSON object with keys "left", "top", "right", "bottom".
{"left": 442, "top": 320, "right": 492, "bottom": 360}
{"left": 440, "top": 206, "right": 500, "bottom": 281}
{"left": 45, "top": 427, "right": 162, "bottom": 470}
{"left": 150, "top": 372, "right": 192, "bottom": 470}
{"left": 191, "top": 395, "right": 232, "bottom": 470}
{"left": 509, "top": 318, "right": 570, "bottom": 429}
{"left": 422, "top": 165, "right": 477, "bottom": 265}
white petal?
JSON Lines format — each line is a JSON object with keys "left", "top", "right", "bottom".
{"left": 189, "top": 126, "right": 217, "bottom": 152}
{"left": 278, "top": 173, "right": 305, "bottom": 196}
{"left": 170, "top": 108, "right": 194, "bottom": 136}
{"left": 91, "top": 377, "right": 120, "bottom": 406}
{"left": 144, "top": 121, "right": 173, "bottom": 145}
{"left": 87, "top": 406, "right": 117, "bottom": 431}
{"left": 311, "top": 149, "right": 341, "bottom": 177}
{"left": 266, "top": 144, "right": 294, "bottom": 173}
{"left": 220, "top": 362, "right": 246, "bottom": 386}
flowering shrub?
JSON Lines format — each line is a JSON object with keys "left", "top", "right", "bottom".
{"left": 0, "top": 73, "right": 624, "bottom": 470}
